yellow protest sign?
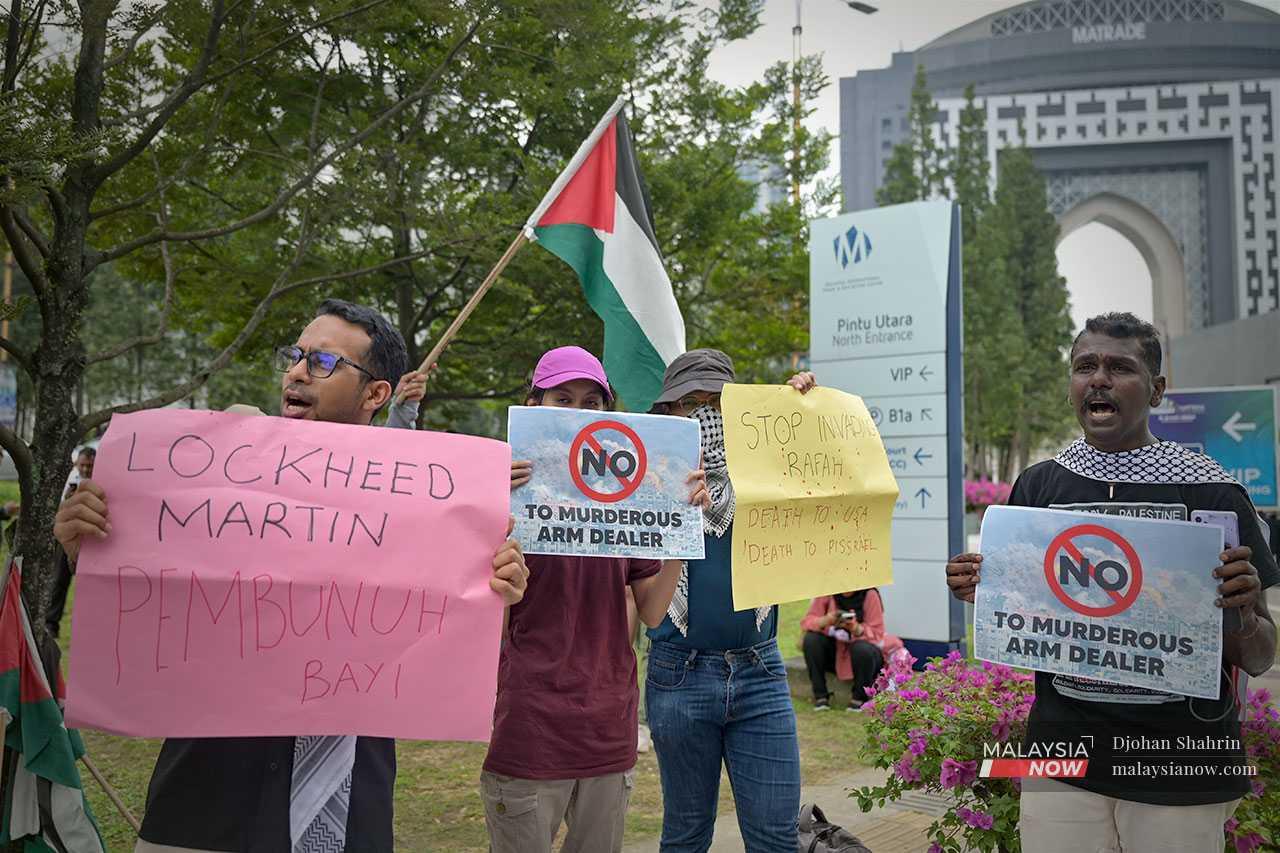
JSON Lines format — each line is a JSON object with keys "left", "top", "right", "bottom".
{"left": 722, "top": 384, "right": 899, "bottom": 610}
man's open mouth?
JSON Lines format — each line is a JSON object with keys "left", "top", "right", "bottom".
{"left": 282, "top": 390, "right": 314, "bottom": 418}
{"left": 1085, "top": 399, "right": 1117, "bottom": 418}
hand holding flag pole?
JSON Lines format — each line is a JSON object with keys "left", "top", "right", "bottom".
{"left": 394, "top": 95, "right": 628, "bottom": 405}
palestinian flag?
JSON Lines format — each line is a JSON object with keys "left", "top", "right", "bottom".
{"left": 0, "top": 558, "right": 104, "bottom": 853}
{"left": 526, "top": 98, "right": 686, "bottom": 412}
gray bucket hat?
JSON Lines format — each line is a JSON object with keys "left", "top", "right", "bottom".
{"left": 654, "top": 348, "right": 736, "bottom": 405}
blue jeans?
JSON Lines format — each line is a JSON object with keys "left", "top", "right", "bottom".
{"left": 645, "top": 638, "right": 800, "bottom": 853}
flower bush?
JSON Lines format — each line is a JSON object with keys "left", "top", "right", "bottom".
{"left": 853, "top": 650, "right": 1034, "bottom": 853}
{"left": 1227, "top": 688, "right": 1280, "bottom": 853}
{"left": 965, "top": 479, "right": 1012, "bottom": 513}
{"left": 854, "top": 650, "right": 1280, "bottom": 853}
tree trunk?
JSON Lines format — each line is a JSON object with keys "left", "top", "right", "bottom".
{"left": 18, "top": 272, "right": 90, "bottom": 632}
{"left": 1001, "top": 429, "right": 1023, "bottom": 484}
{"left": 14, "top": 0, "right": 105, "bottom": 630}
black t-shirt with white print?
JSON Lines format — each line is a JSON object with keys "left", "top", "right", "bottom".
{"left": 1008, "top": 457, "right": 1280, "bottom": 806}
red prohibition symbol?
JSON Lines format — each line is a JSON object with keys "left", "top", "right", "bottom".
{"left": 1042, "top": 523, "right": 1144, "bottom": 618}
{"left": 568, "top": 420, "right": 648, "bottom": 503}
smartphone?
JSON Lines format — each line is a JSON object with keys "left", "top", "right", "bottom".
{"left": 1191, "top": 510, "right": 1242, "bottom": 632}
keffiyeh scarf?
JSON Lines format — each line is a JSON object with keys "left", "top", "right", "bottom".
{"left": 1053, "top": 437, "right": 1239, "bottom": 485}
{"left": 666, "top": 405, "right": 770, "bottom": 636}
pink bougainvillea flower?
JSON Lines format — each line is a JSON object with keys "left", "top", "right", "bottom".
{"left": 894, "top": 754, "right": 922, "bottom": 783}
{"left": 1234, "top": 833, "right": 1265, "bottom": 853}
{"left": 939, "top": 758, "right": 978, "bottom": 790}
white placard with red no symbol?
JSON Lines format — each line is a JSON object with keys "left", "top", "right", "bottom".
{"left": 973, "top": 505, "right": 1224, "bottom": 699}
{"left": 508, "top": 406, "right": 704, "bottom": 560}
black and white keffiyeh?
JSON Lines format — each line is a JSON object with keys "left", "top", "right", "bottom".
{"left": 696, "top": 404, "right": 735, "bottom": 536}
{"left": 1053, "top": 438, "right": 1239, "bottom": 485}
{"left": 666, "top": 405, "right": 769, "bottom": 636}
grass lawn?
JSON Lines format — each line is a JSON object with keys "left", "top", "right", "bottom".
{"left": 46, "top": 580, "right": 868, "bottom": 851}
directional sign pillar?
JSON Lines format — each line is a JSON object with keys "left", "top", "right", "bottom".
{"left": 809, "top": 200, "right": 964, "bottom": 653}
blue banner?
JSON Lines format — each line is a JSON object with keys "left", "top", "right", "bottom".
{"left": 1150, "top": 386, "right": 1278, "bottom": 510}
{"left": 974, "top": 506, "right": 1224, "bottom": 700}
{"left": 507, "top": 406, "right": 705, "bottom": 560}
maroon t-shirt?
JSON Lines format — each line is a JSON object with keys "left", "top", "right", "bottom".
{"left": 482, "top": 553, "right": 661, "bottom": 780}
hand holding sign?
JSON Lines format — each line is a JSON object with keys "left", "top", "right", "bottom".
{"left": 944, "top": 552, "right": 983, "bottom": 603}
{"left": 54, "top": 480, "right": 111, "bottom": 562}
{"left": 687, "top": 465, "right": 711, "bottom": 509}
{"left": 1215, "top": 545, "right": 1262, "bottom": 611}
{"left": 511, "top": 460, "right": 534, "bottom": 490}
{"left": 491, "top": 516, "right": 529, "bottom": 605}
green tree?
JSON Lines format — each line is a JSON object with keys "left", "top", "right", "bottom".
{"left": 876, "top": 64, "right": 941, "bottom": 206}
{"left": 950, "top": 85, "right": 1023, "bottom": 478}
{"left": 0, "top": 0, "right": 487, "bottom": 628}
{"left": 657, "top": 51, "right": 834, "bottom": 383}
{"left": 876, "top": 75, "right": 1072, "bottom": 477}
{"left": 982, "top": 141, "right": 1073, "bottom": 479}
{"left": 0, "top": 0, "right": 831, "bottom": 631}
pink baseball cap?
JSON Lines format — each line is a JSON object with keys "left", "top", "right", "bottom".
{"left": 532, "top": 346, "right": 613, "bottom": 400}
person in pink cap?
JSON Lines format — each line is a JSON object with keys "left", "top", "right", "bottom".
{"left": 481, "top": 346, "right": 707, "bottom": 853}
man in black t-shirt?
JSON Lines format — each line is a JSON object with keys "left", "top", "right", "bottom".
{"left": 946, "top": 313, "right": 1278, "bottom": 853}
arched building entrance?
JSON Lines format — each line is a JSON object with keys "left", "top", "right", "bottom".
{"left": 1056, "top": 192, "right": 1186, "bottom": 341}
{"left": 841, "top": 0, "right": 1280, "bottom": 387}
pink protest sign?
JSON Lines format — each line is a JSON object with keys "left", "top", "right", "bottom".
{"left": 65, "top": 409, "right": 511, "bottom": 741}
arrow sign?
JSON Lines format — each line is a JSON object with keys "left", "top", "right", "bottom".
{"left": 915, "top": 486, "right": 932, "bottom": 509}
{"left": 914, "top": 448, "right": 933, "bottom": 466}
{"left": 919, "top": 365, "right": 934, "bottom": 381}
{"left": 1222, "top": 411, "right": 1257, "bottom": 443}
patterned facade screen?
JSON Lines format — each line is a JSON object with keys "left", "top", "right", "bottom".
{"left": 990, "top": 0, "right": 1225, "bottom": 37}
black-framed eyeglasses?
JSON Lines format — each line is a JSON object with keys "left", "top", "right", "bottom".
{"left": 274, "top": 345, "right": 375, "bottom": 381}
{"left": 675, "top": 393, "right": 721, "bottom": 414}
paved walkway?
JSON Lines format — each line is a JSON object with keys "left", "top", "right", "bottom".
{"left": 623, "top": 767, "right": 948, "bottom": 853}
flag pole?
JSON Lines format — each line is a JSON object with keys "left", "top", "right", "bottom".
{"left": 81, "top": 754, "right": 143, "bottom": 834}
{"left": 396, "top": 94, "right": 628, "bottom": 403}
{"left": 399, "top": 229, "right": 529, "bottom": 400}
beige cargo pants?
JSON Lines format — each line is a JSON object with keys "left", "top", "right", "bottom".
{"left": 480, "top": 769, "right": 634, "bottom": 853}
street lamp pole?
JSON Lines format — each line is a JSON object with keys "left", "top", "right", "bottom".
{"left": 791, "top": 1, "right": 878, "bottom": 206}
{"left": 792, "top": 0, "right": 803, "bottom": 206}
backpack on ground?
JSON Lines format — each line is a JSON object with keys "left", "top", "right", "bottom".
{"left": 797, "top": 803, "right": 873, "bottom": 853}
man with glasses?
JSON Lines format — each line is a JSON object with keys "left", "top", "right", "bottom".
{"left": 55, "top": 299, "right": 529, "bottom": 853}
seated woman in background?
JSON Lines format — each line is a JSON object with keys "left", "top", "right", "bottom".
{"left": 800, "top": 589, "right": 902, "bottom": 711}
